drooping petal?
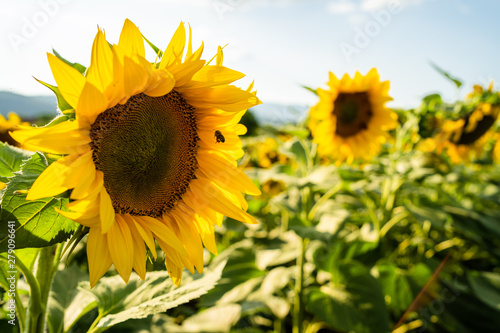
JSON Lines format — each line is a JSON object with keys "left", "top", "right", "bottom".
{"left": 107, "top": 215, "right": 134, "bottom": 283}
{"left": 123, "top": 214, "right": 147, "bottom": 280}
{"left": 99, "top": 188, "right": 115, "bottom": 234}
{"left": 88, "top": 227, "right": 113, "bottom": 288}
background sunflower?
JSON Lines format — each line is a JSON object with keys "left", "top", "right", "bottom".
{"left": 308, "top": 68, "right": 398, "bottom": 164}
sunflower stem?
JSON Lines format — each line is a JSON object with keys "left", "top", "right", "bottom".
{"left": 293, "top": 237, "right": 309, "bottom": 333}
{"left": 28, "top": 244, "right": 62, "bottom": 333}
{"left": 0, "top": 254, "right": 31, "bottom": 333}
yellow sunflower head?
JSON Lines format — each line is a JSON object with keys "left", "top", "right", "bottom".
{"left": 0, "top": 112, "right": 31, "bottom": 148}
{"left": 308, "top": 68, "right": 398, "bottom": 164}
{"left": 256, "top": 137, "right": 289, "bottom": 168}
{"left": 429, "top": 103, "right": 499, "bottom": 163}
{"left": 11, "top": 19, "right": 261, "bottom": 287}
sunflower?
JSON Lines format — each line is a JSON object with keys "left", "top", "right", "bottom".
{"left": 428, "top": 103, "right": 499, "bottom": 163}
{"left": 308, "top": 69, "right": 398, "bottom": 164}
{"left": 0, "top": 112, "right": 31, "bottom": 148}
{"left": 11, "top": 19, "right": 261, "bottom": 287}
{"left": 256, "top": 137, "right": 289, "bottom": 168}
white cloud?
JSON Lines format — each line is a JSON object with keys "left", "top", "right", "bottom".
{"left": 328, "top": 0, "right": 358, "bottom": 14}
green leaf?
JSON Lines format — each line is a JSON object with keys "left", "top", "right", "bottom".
{"left": 200, "top": 240, "right": 265, "bottom": 307}
{"left": 302, "top": 85, "right": 318, "bottom": 96}
{"left": 0, "top": 153, "right": 78, "bottom": 252}
{"left": 289, "top": 140, "right": 308, "bottom": 169}
{"left": 158, "top": 304, "right": 242, "bottom": 332}
{"left": 0, "top": 143, "right": 32, "bottom": 183}
{"left": 422, "top": 93, "right": 443, "bottom": 105}
{"left": 46, "top": 265, "right": 97, "bottom": 333}
{"left": 0, "top": 248, "right": 39, "bottom": 291}
{"left": 88, "top": 261, "right": 226, "bottom": 330}
{"left": 143, "top": 35, "right": 163, "bottom": 59}
{"left": 306, "top": 260, "right": 390, "bottom": 333}
{"left": 52, "top": 49, "right": 87, "bottom": 74}
{"left": 467, "top": 270, "right": 500, "bottom": 311}
{"left": 376, "top": 261, "right": 413, "bottom": 317}
{"left": 430, "top": 62, "right": 462, "bottom": 88}
{"left": 34, "top": 78, "right": 73, "bottom": 113}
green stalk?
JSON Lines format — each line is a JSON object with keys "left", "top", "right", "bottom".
{"left": 307, "top": 183, "right": 342, "bottom": 221}
{"left": 0, "top": 255, "right": 32, "bottom": 333}
{"left": 28, "top": 244, "right": 63, "bottom": 333}
{"left": 293, "top": 237, "right": 309, "bottom": 333}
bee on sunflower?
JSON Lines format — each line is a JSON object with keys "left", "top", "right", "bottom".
{"left": 11, "top": 19, "right": 261, "bottom": 287}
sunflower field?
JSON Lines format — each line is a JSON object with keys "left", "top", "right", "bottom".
{"left": 1, "top": 19, "right": 500, "bottom": 333}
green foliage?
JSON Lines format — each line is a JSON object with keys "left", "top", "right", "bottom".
{"left": 34, "top": 78, "right": 73, "bottom": 113}
{"left": 0, "top": 152, "right": 78, "bottom": 252}
{"left": 430, "top": 62, "right": 463, "bottom": 88}
{"left": 0, "top": 143, "right": 32, "bottom": 183}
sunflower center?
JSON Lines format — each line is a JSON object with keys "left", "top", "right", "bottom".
{"left": 333, "top": 92, "right": 373, "bottom": 137}
{"left": 455, "top": 114, "right": 496, "bottom": 145}
{"left": 89, "top": 90, "right": 198, "bottom": 217}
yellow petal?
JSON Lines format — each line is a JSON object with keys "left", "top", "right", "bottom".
{"left": 107, "top": 215, "right": 134, "bottom": 283}
{"left": 86, "top": 28, "right": 114, "bottom": 94}
{"left": 194, "top": 213, "right": 217, "bottom": 255}
{"left": 70, "top": 166, "right": 101, "bottom": 200}
{"left": 87, "top": 227, "right": 112, "bottom": 288}
{"left": 185, "top": 24, "right": 193, "bottom": 60}
{"left": 129, "top": 215, "right": 157, "bottom": 259}
{"left": 123, "top": 214, "right": 147, "bottom": 280}
{"left": 167, "top": 60, "right": 205, "bottom": 87}
{"left": 164, "top": 252, "right": 183, "bottom": 286}
{"left": 197, "top": 150, "right": 261, "bottom": 195}
{"left": 123, "top": 56, "right": 148, "bottom": 99}
{"left": 136, "top": 216, "right": 188, "bottom": 258}
{"left": 159, "top": 22, "right": 186, "bottom": 70}
{"left": 119, "top": 19, "right": 145, "bottom": 59}
{"left": 216, "top": 46, "right": 223, "bottom": 66}
{"left": 187, "top": 179, "right": 257, "bottom": 224}
{"left": 76, "top": 81, "right": 109, "bottom": 125}
{"left": 61, "top": 150, "right": 94, "bottom": 189}
{"left": 47, "top": 53, "right": 85, "bottom": 109}
{"left": 186, "top": 66, "right": 245, "bottom": 89}
{"left": 10, "top": 121, "right": 90, "bottom": 155}
{"left": 144, "top": 69, "right": 175, "bottom": 97}
{"left": 169, "top": 209, "right": 204, "bottom": 273}
{"left": 99, "top": 188, "right": 115, "bottom": 234}
{"left": 183, "top": 86, "right": 261, "bottom": 112}
{"left": 26, "top": 154, "right": 79, "bottom": 200}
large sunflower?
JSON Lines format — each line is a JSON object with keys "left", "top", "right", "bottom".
{"left": 427, "top": 103, "right": 499, "bottom": 163}
{"left": 308, "top": 69, "right": 397, "bottom": 164}
{"left": 11, "top": 19, "right": 261, "bottom": 287}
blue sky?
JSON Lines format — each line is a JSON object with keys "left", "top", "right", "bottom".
{"left": 1, "top": 0, "right": 499, "bottom": 110}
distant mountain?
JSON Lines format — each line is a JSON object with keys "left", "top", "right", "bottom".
{"left": 248, "top": 103, "right": 308, "bottom": 125}
{"left": 0, "top": 91, "right": 57, "bottom": 119}
{"left": 0, "top": 91, "right": 309, "bottom": 125}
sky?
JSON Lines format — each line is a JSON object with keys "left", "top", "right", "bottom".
{"left": 1, "top": 0, "right": 499, "bottom": 111}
